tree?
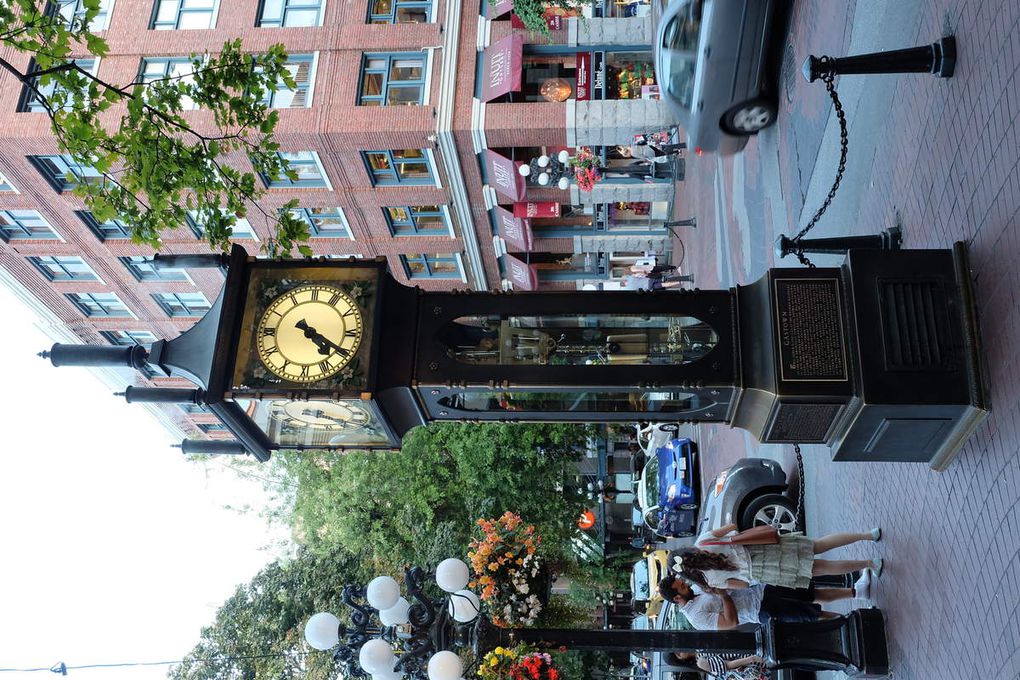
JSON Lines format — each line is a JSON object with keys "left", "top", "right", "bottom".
{"left": 0, "top": 0, "right": 310, "bottom": 255}
{"left": 265, "top": 423, "right": 590, "bottom": 573}
{"left": 168, "top": 545, "right": 359, "bottom": 680}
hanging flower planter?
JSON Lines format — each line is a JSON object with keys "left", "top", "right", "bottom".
{"left": 467, "top": 511, "right": 547, "bottom": 627}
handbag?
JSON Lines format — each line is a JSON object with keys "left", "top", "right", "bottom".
{"left": 699, "top": 525, "right": 780, "bottom": 546}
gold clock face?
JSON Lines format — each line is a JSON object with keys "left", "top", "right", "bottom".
{"left": 256, "top": 284, "right": 363, "bottom": 383}
{"left": 269, "top": 400, "right": 372, "bottom": 431}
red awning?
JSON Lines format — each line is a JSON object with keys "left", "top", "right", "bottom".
{"left": 513, "top": 201, "right": 560, "bottom": 219}
{"left": 481, "top": 34, "right": 524, "bottom": 102}
{"left": 493, "top": 206, "right": 533, "bottom": 252}
{"left": 503, "top": 253, "right": 539, "bottom": 290}
{"left": 484, "top": 149, "right": 526, "bottom": 202}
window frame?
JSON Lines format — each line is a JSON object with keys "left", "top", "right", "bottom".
{"left": 29, "top": 155, "right": 105, "bottom": 193}
{"left": 0, "top": 172, "right": 17, "bottom": 193}
{"left": 48, "top": 0, "right": 115, "bottom": 30}
{"left": 258, "top": 151, "right": 331, "bottom": 189}
{"left": 256, "top": 0, "right": 326, "bottom": 27}
{"left": 120, "top": 255, "right": 190, "bottom": 282}
{"left": 366, "top": 0, "right": 432, "bottom": 23}
{"left": 138, "top": 56, "right": 202, "bottom": 109}
{"left": 77, "top": 211, "right": 133, "bottom": 241}
{"left": 262, "top": 52, "right": 317, "bottom": 108}
{"left": 289, "top": 206, "right": 352, "bottom": 238}
{"left": 67, "top": 292, "right": 133, "bottom": 318}
{"left": 152, "top": 291, "right": 212, "bottom": 317}
{"left": 150, "top": 0, "right": 220, "bottom": 30}
{"left": 361, "top": 149, "right": 435, "bottom": 186}
{"left": 358, "top": 52, "right": 427, "bottom": 106}
{"left": 384, "top": 205, "right": 450, "bottom": 236}
{"left": 30, "top": 256, "right": 100, "bottom": 282}
{"left": 0, "top": 210, "right": 60, "bottom": 241}
{"left": 400, "top": 253, "right": 463, "bottom": 280}
{"left": 185, "top": 210, "right": 259, "bottom": 241}
{"left": 18, "top": 58, "right": 99, "bottom": 113}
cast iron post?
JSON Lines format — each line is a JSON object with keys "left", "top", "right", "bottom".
{"left": 776, "top": 226, "right": 902, "bottom": 260}
{"left": 803, "top": 36, "right": 956, "bottom": 81}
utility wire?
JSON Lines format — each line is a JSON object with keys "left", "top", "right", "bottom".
{"left": 0, "top": 651, "right": 310, "bottom": 674}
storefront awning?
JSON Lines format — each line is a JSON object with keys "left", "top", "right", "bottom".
{"left": 503, "top": 253, "right": 539, "bottom": 290}
{"left": 513, "top": 201, "right": 560, "bottom": 219}
{"left": 480, "top": 34, "right": 524, "bottom": 102}
{"left": 493, "top": 206, "right": 533, "bottom": 251}
{"left": 484, "top": 149, "right": 526, "bottom": 202}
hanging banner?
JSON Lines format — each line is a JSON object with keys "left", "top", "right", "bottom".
{"left": 485, "top": 149, "right": 526, "bottom": 202}
{"left": 503, "top": 253, "right": 539, "bottom": 290}
{"left": 480, "top": 34, "right": 524, "bottom": 102}
{"left": 493, "top": 206, "right": 533, "bottom": 252}
{"left": 576, "top": 52, "right": 592, "bottom": 101}
{"left": 513, "top": 201, "right": 560, "bottom": 219}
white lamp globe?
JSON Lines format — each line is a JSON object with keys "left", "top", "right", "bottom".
{"left": 379, "top": 597, "right": 411, "bottom": 626}
{"left": 518, "top": 164, "right": 531, "bottom": 176}
{"left": 435, "top": 558, "right": 470, "bottom": 593}
{"left": 373, "top": 668, "right": 405, "bottom": 680}
{"left": 304, "top": 612, "right": 340, "bottom": 650}
{"left": 427, "top": 651, "right": 463, "bottom": 680}
{"left": 366, "top": 576, "right": 401, "bottom": 611}
{"left": 359, "top": 639, "right": 396, "bottom": 674}
{"left": 447, "top": 589, "right": 480, "bottom": 623}
{"left": 557, "top": 177, "right": 570, "bottom": 190}
{"left": 537, "top": 155, "right": 550, "bottom": 167}
{"left": 537, "top": 172, "right": 550, "bottom": 186}
{"left": 558, "top": 150, "right": 570, "bottom": 163}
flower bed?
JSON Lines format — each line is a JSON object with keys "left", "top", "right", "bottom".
{"left": 468, "top": 511, "right": 544, "bottom": 627}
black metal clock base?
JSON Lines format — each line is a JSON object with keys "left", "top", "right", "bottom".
{"left": 765, "top": 609, "right": 889, "bottom": 678}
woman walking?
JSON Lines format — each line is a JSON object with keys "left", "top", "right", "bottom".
{"left": 671, "top": 522, "right": 883, "bottom": 592}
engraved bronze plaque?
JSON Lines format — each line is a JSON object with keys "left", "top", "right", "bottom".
{"left": 766, "top": 402, "right": 843, "bottom": 443}
{"left": 774, "top": 278, "right": 848, "bottom": 382}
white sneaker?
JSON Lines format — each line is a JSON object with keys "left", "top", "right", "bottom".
{"left": 872, "top": 558, "right": 884, "bottom": 577}
{"left": 853, "top": 569, "right": 873, "bottom": 601}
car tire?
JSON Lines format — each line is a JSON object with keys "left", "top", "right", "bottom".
{"left": 680, "top": 503, "right": 697, "bottom": 511}
{"left": 722, "top": 98, "right": 777, "bottom": 136}
{"left": 661, "top": 423, "right": 679, "bottom": 434}
{"left": 740, "top": 494, "right": 799, "bottom": 534}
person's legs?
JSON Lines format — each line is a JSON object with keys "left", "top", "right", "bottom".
{"left": 812, "top": 558, "right": 874, "bottom": 576}
{"left": 757, "top": 585, "right": 823, "bottom": 624}
{"left": 813, "top": 587, "right": 854, "bottom": 603}
{"left": 813, "top": 531, "right": 875, "bottom": 553}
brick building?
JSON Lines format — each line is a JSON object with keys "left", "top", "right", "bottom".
{"left": 0, "top": 0, "right": 679, "bottom": 437}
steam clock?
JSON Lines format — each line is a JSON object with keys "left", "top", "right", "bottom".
{"left": 43, "top": 242, "right": 987, "bottom": 469}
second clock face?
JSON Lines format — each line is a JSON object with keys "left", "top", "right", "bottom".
{"left": 255, "top": 284, "right": 364, "bottom": 383}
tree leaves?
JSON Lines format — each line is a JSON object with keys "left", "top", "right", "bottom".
{"left": 0, "top": 7, "right": 309, "bottom": 255}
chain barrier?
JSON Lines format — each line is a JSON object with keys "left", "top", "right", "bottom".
{"left": 790, "top": 58, "right": 850, "bottom": 268}
{"left": 792, "top": 444, "right": 806, "bottom": 528}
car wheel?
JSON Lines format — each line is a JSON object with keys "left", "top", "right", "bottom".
{"left": 741, "top": 494, "right": 799, "bottom": 534}
{"left": 723, "top": 98, "right": 777, "bottom": 136}
{"left": 661, "top": 423, "right": 679, "bottom": 434}
{"left": 680, "top": 503, "right": 697, "bottom": 511}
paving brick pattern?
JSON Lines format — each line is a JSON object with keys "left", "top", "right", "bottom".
{"left": 677, "top": 2, "right": 1020, "bottom": 678}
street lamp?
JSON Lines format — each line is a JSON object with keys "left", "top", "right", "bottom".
{"left": 519, "top": 150, "right": 573, "bottom": 190}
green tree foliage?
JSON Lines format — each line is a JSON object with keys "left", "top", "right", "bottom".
{"left": 491, "top": 0, "right": 592, "bottom": 35}
{"left": 0, "top": 0, "right": 310, "bottom": 255}
{"left": 168, "top": 545, "right": 357, "bottom": 680}
{"left": 268, "top": 423, "right": 589, "bottom": 573}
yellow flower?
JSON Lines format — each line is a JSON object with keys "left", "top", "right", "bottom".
{"left": 490, "top": 656, "right": 499, "bottom": 666}
{"left": 495, "top": 647, "right": 505, "bottom": 655}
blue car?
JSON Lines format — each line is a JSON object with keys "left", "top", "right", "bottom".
{"left": 636, "top": 437, "right": 700, "bottom": 537}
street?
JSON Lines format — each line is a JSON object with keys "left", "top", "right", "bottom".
{"left": 677, "top": 1, "right": 1020, "bottom": 678}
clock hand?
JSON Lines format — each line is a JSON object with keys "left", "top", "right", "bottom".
{"left": 296, "top": 319, "right": 350, "bottom": 357}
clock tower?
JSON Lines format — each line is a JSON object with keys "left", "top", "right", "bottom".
{"left": 42, "top": 242, "right": 988, "bottom": 469}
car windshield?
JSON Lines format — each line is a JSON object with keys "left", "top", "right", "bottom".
{"left": 661, "top": 5, "right": 700, "bottom": 51}
{"left": 643, "top": 455, "right": 659, "bottom": 509}
{"left": 666, "top": 59, "right": 696, "bottom": 109}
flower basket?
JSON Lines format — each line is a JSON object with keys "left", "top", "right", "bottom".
{"left": 568, "top": 147, "right": 603, "bottom": 193}
{"left": 478, "top": 645, "right": 562, "bottom": 680}
{"left": 468, "top": 511, "right": 546, "bottom": 627}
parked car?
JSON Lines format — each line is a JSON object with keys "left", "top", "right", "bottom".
{"left": 654, "top": 0, "right": 782, "bottom": 155}
{"left": 698, "top": 457, "right": 800, "bottom": 536}
{"left": 643, "top": 549, "right": 670, "bottom": 619}
{"left": 630, "top": 557, "right": 651, "bottom": 611}
{"left": 636, "top": 437, "right": 700, "bottom": 538}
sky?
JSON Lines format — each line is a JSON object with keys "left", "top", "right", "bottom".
{"left": 0, "top": 281, "right": 289, "bottom": 679}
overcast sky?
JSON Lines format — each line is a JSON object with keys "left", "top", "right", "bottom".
{"left": 0, "top": 281, "right": 288, "bottom": 679}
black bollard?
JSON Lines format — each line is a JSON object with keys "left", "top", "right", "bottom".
{"left": 803, "top": 36, "right": 956, "bottom": 82}
{"left": 177, "top": 439, "right": 249, "bottom": 456}
{"left": 776, "top": 226, "right": 901, "bottom": 260}
{"left": 664, "top": 217, "right": 697, "bottom": 228}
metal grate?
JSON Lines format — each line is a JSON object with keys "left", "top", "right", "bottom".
{"left": 878, "top": 279, "right": 953, "bottom": 370}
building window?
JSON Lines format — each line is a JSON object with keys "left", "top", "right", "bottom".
{"left": 362, "top": 150, "right": 433, "bottom": 186}
{"left": 0, "top": 173, "right": 16, "bottom": 192}
{"left": 385, "top": 205, "right": 447, "bottom": 236}
{"left": 101, "top": 329, "right": 157, "bottom": 347}
{"left": 258, "top": 151, "right": 330, "bottom": 188}
{"left": 0, "top": 210, "right": 60, "bottom": 241}
{"left": 186, "top": 210, "right": 258, "bottom": 240}
{"left": 197, "top": 422, "right": 228, "bottom": 433}
{"left": 30, "top": 256, "right": 99, "bottom": 281}
{"left": 400, "top": 253, "right": 461, "bottom": 279}
{"left": 77, "top": 211, "right": 132, "bottom": 240}
{"left": 19, "top": 58, "right": 98, "bottom": 113}
{"left": 67, "top": 292, "right": 132, "bottom": 317}
{"left": 29, "top": 155, "right": 105, "bottom": 192}
{"left": 151, "top": 0, "right": 219, "bottom": 29}
{"left": 48, "top": 0, "right": 115, "bottom": 30}
{"left": 139, "top": 57, "right": 199, "bottom": 109}
{"left": 289, "top": 207, "right": 350, "bottom": 237}
{"left": 257, "top": 0, "right": 324, "bottom": 27}
{"left": 367, "top": 0, "right": 430, "bottom": 23}
{"left": 180, "top": 402, "right": 210, "bottom": 414}
{"left": 359, "top": 53, "right": 426, "bottom": 106}
{"left": 153, "top": 291, "right": 211, "bottom": 317}
{"left": 263, "top": 53, "right": 316, "bottom": 108}
{"left": 120, "top": 256, "right": 189, "bottom": 281}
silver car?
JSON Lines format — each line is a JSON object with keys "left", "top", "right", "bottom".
{"left": 698, "top": 457, "right": 800, "bottom": 535}
{"left": 654, "top": 0, "right": 779, "bottom": 155}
